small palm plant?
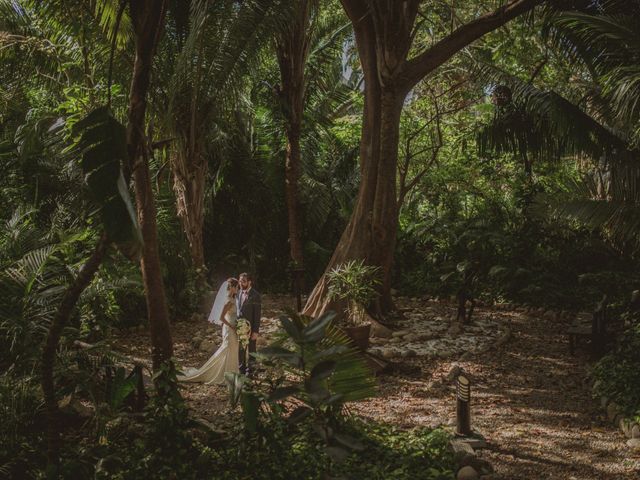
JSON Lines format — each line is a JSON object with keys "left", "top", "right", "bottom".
{"left": 326, "top": 260, "right": 381, "bottom": 327}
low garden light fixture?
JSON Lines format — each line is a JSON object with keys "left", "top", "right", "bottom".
{"left": 456, "top": 373, "right": 472, "bottom": 437}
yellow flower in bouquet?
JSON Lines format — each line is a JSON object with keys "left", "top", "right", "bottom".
{"left": 237, "top": 318, "right": 251, "bottom": 348}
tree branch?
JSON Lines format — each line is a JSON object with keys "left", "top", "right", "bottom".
{"left": 339, "top": 0, "right": 369, "bottom": 23}
{"left": 528, "top": 56, "right": 548, "bottom": 83}
{"left": 400, "top": 0, "right": 544, "bottom": 92}
{"left": 398, "top": 86, "right": 445, "bottom": 207}
{"left": 42, "top": 234, "right": 109, "bottom": 469}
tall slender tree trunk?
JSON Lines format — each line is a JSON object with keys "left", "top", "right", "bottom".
{"left": 42, "top": 234, "right": 109, "bottom": 471}
{"left": 304, "top": 0, "right": 543, "bottom": 317}
{"left": 173, "top": 150, "right": 207, "bottom": 275}
{"left": 172, "top": 37, "right": 208, "bottom": 282}
{"left": 127, "top": 0, "right": 173, "bottom": 369}
{"left": 284, "top": 120, "right": 304, "bottom": 269}
{"left": 276, "top": 0, "right": 313, "bottom": 271}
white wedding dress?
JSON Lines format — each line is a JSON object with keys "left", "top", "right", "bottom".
{"left": 179, "top": 300, "right": 239, "bottom": 385}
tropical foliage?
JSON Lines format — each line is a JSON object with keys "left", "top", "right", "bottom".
{"left": 2, "top": 0, "right": 640, "bottom": 477}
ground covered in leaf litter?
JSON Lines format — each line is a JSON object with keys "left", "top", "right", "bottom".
{"left": 115, "top": 294, "right": 640, "bottom": 479}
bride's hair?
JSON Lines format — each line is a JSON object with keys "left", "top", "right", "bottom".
{"left": 226, "top": 278, "right": 239, "bottom": 298}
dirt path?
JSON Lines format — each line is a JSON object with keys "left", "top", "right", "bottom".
{"left": 115, "top": 296, "right": 640, "bottom": 479}
{"left": 353, "top": 303, "right": 640, "bottom": 480}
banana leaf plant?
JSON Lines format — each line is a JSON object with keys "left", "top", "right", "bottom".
{"left": 69, "top": 105, "right": 142, "bottom": 258}
{"left": 225, "top": 310, "right": 376, "bottom": 466}
{"left": 42, "top": 105, "right": 142, "bottom": 469}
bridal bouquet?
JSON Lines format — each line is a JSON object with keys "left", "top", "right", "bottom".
{"left": 237, "top": 318, "right": 252, "bottom": 348}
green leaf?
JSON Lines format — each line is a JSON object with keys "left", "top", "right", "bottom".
{"left": 440, "top": 272, "right": 456, "bottom": 283}
{"left": 488, "top": 265, "right": 508, "bottom": 278}
{"left": 225, "top": 372, "right": 247, "bottom": 408}
{"left": 325, "top": 446, "right": 350, "bottom": 463}
{"left": 79, "top": 123, "right": 116, "bottom": 161}
{"left": 240, "top": 392, "right": 260, "bottom": 433}
{"left": 108, "top": 367, "right": 137, "bottom": 410}
{"left": 279, "top": 315, "right": 303, "bottom": 341}
{"left": 456, "top": 261, "right": 470, "bottom": 273}
{"left": 325, "top": 393, "right": 345, "bottom": 405}
{"left": 305, "top": 378, "right": 331, "bottom": 404}
{"left": 267, "top": 386, "right": 300, "bottom": 402}
{"left": 71, "top": 105, "right": 111, "bottom": 135}
{"left": 301, "top": 311, "right": 336, "bottom": 342}
{"left": 333, "top": 433, "right": 365, "bottom": 452}
{"left": 312, "top": 422, "right": 333, "bottom": 442}
{"left": 310, "top": 360, "right": 336, "bottom": 382}
{"left": 100, "top": 173, "right": 142, "bottom": 258}
{"left": 72, "top": 106, "right": 141, "bottom": 260}
{"left": 85, "top": 158, "right": 120, "bottom": 200}
{"left": 95, "top": 455, "right": 124, "bottom": 474}
{"left": 310, "top": 345, "right": 349, "bottom": 361}
{"left": 256, "top": 346, "right": 302, "bottom": 367}
{"left": 287, "top": 405, "right": 313, "bottom": 423}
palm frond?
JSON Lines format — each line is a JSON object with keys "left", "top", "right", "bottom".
{"left": 0, "top": 245, "right": 68, "bottom": 370}
{"left": 323, "top": 324, "right": 376, "bottom": 402}
{"left": 167, "top": 0, "right": 290, "bottom": 125}
{"left": 93, "top": 0, "right": 132, "bottom": 49}
{"left": 476, "top": 64, "right": 630, "bottom": 161}
{"left": 264, "top": 312, "right": 376, "bottom": 404}
{"left": 543, "top": 4, "right": 640, "bottom": 139}
{"left": 538, "top": 158, "right": 640, "bottom": 249}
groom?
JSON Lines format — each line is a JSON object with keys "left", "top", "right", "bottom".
{"left": 237, "top": 272, "right": 261, "bottom": 376}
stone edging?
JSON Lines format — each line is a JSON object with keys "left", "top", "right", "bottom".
{"left": 450, "top": 438, "right": 496, "bottom": 480}
{"left": 595, "top": 382, "right": 640, "bottom": 449}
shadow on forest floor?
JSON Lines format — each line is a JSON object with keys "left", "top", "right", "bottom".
{"left": 351, "top": 300, "right": 640, "bottom": 480}
{"left": 115, "top": 295, "right": 640, "bottom": 480}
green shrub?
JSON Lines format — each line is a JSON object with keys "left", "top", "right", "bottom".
{"left": 216, "top": 311, "right": 454, "bottom": 479}
{"left": 593, "top": 324, "right": 640, "bottom": 422}
{"left": 0, "top": 374, "right": 46, "bottom": 479}
{"left": 338, "top": 419, "right": 454, "bottom": 479}
{"left": 89, "top": 362, "right": 209, "bottom": 480}
{"left": 203, "top": 416, "right": 454, "bottom": 480}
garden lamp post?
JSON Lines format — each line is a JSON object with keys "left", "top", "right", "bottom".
{"left": 456, "top": 373, "right": 472, "bottom": 436}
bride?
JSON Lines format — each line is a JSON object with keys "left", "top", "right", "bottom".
{"left": 179, "top": 278, "right": 239, "bottom": 384}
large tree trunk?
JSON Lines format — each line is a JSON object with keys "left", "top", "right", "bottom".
{"left": 42, "top": 234, "right": 109, "bottom": 471}
{"left": 304, "top": 0, "right": 543, "bottom": 317}
{"left": 276, "top": 0, "right": 313, "bottom": 271}
{"left": 127, "top": 0, "right": 173, "bottom": 369}
{"left": 303, "top": 89, "right": 404, "bottom": 317}
{"left": 304, "top": 0, "right": 409, "bottom": 317}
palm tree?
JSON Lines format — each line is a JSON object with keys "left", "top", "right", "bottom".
{"left": 543, "top": 1, "right": 640, "bottom": 248}
{"left": 545, "top": 0, "right": 640, "bottom": 144}
{"left": 477, "top": 1, "right": 640, "bottom": 249}
{"left": 273, "top": 0, "right": 354, "bottom": 301}
{"left": 162, "top": 0, "right": 285, "bottom": 281}
{"left": 273, "top": 0, "right": 318, "bottom": 276}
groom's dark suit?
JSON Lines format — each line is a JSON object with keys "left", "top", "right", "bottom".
{"left": 237, "top": 287, "right": 261, "bottom": 375}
